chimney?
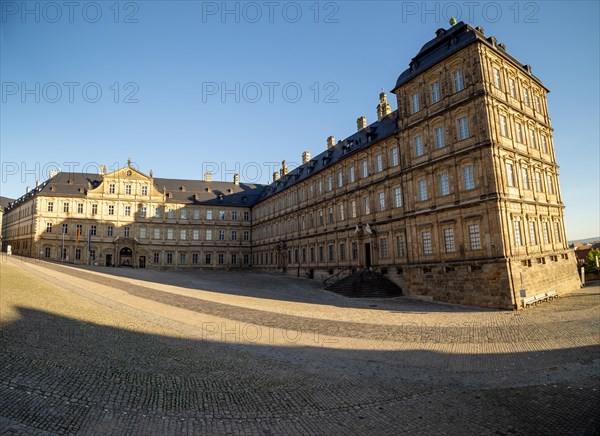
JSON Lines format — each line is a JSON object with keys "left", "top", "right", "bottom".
{"left": 377, "top": 91, "right": 392, "bottom": 121}
{"left": 26, "top": 185, "right": 30, "bottom": 193}
{"left": 327, "top": 136, "right": 335, "bottom": 149}
{"left": 204, "top": 172, "right": 212, "bottom": 182}
{"left": 302, "top": 150, "right": 311, "bottom": 164}
{"left": 280, "top": 160, "right": 289, "bottom": 177}
{"left": 357, "top": 116, "right": 367, "bottom": 131}
{"left": 49, "top": 169, "right": 58, "bottom": 178}
{"left": 35, "top": 180, "right": 40, "bottom": 188}
{"left": 273, "top": 172, "right": 279, "bottom": 182}
{"left": 233, "top": 173, "right": 240, "bottom": 185}
{"left": 99, "top": 165, "right": 106, "bottom": 175}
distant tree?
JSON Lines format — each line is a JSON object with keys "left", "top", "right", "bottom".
{"left": 584, "top": 248, "right": 600, "bottom": 273}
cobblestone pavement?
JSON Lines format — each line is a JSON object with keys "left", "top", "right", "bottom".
{"left": 1, "top": 256, "right": 598, "bottom": 435}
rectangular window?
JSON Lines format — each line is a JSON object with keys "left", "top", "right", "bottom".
{"left": 107, "top": 225, "right": 113, "bottom": 237}
{"left": 391, "top": 147, "right": 399, "bottom": 167}
{"left": 125, "top": 185, "right": 131, "bottom": 195}
{"left": 243, "top": 254, "right": 250, "bottom": 265}
{"left": 179, "top": 253, "right": 186, "bottom": 265}
{"left": 468, "top": 224, "right": 481, "bottom": 250}
{"left": 77, "top": 203, "right": 83, "bottom": 213}
{"left": 62, "top": 223, "right": 68, "bottom": 234}
{"left": 522, "top": 166, "right": 530, "bottom": 190}
{"left": 167, "top": 228, "right": 174, "bottom": 240}
{"left": 352, "top": 242, "right": 358, "bottom": 261}
{"left": 141, "top": 186, "right": 148, "bottom": 195}
{"left": 514, "top": 221, "right": 523, "bottom": 247}
{"left": 109, "top": 184, "right": 115, "bottom": 194}
{"left": 396, "top": 234, "right": 406, "bottom": 257}
{"left": 363, "top": 196, "right": 370, "bottom": 215}
{"left": 63, "top": 202, "right": 69, "bottom": 213}
{"left": 317, "top": 180, "right": 322, "bottom": 194}
{"left": 219, "top": 230, "right": 225, "bottom": 240}
{"left": 547, "top": 175, "right": 555, "bottom": 194}
{"left": 378, "top": 192, "right": 385, "bottom": 211}
{"left": 393, "top": 187, "right": 402, "bottom": 208}
{"left": 349, "top": 166, "right": 355, "bottom": 183}
{"left": 243, "top": 231, "right": 250, "bottom": 241}
{"left": 457, "top": 116, "right": 469, "bottom": 140}
{"left": 231, "top": 211, "right": 238, "bottom": 221}
{"left": 153, "top": 228, "right": 160, "bottom": 239}
{"left": 140, "top": 206, "right": 147, "bottom": 218}
{"left": 219, "top": 210, "right": 225, "bottom": 220}
{"left": 218, "top": 254, "right": 224, "bottom": 265}
{"left": 375, "top": 154, "right": 383, "bottom": 172}
{"left": 231, "top": 230, "right": 237, "bottom": 241}
{"left": 123, "top": 227, "right": 130, "bottom": 238}
{"left": 205, "top": 253, "right": 212, "bottom": 265}
{"left": 89, "top": 250, "right": 96, "bottom": 261}
{"left": 243, "top": 211, "right": 250, "bottom": 221}
{"left": 338, "top": 203, "right": 345, "bottom": 221}
{"left": 326, "top": 176, "right": 333, "bottom": 191}
{"left": 535, "top": 171, "right": 543, "bottom": 192}
{"left": 180, "top": 208, "right": 187, "bottom": 220}
{"left": 439, "top": 173, "right": 450, "bottom": 196}
{"left": 529, "top": 129, "right": 537, "bottom": 148}
{"left": 422, "top": 231, "right": 432, "bottom": 255}
{"left": 463, "top": 165, "right": 475, "bottom": 190}
{"left": 493, "top": 68, "right": 502, "bottom": 89}
{"left": 362, "top": 160, "right": 368, "bottom": 178}
{"left": 206, "top": 230, "right": 212, "bottom": 241}
{"left": 415, "top": 135, "right": 424, "bottom": 157}
{"left": 509, "top": 79, "right": 516, "bottom": 98}
{"left": 554, "top": 222, "right": 562, "bottom": 243}
{"left": 76, "top": 223, "right": 82, "bottom": 235}
{"left": 339, "top": 243, "right": 346, "bottom": 261}
{"left": 542, "top": 222, "right": 550, "bottom": 244}
{"left": 192, "top": 253, "right": 199, "bottom": 264}
{"left": 108, "top": 205, "right": 114, "bottom": 215}
{"left": 166, "top": 253, "right": 173, "bottom": 264}
{"left": 318, "top": 246, "right": 324, "bottom": 263}
{"left": 192, "top": 229, "right": 200, "bottom": 240}
{"left": 418, "top": 179, "right": 428, "bottom": 201}
{"left": 500, "top": 115, "right": 509, "bottom": 137}
{"left": 337, "top": 171, "right": 343, "bottom": 187}
{"left": 523, "top": 88, "right": 530, "bottom": 106}
{"left": 380, "top": 238, "right": 388, "bottom": 259}
{"left": 193, "top": 209, "right": 201, "bottom": 220}
{"left": 153, "top": 252, "right": 160, "bottom": 263}
{"left": 45, "top": 247, "right": 51, "bottom": 258}
{"left": 443, "top": 228, "right": 456, "bottom": 253}
{"left": 91, "top": 204, "right": 97, "bottom": 215}
{"left": 167, "top": 209, "right": 175, "bottom": 219}
{"left": 180, "top": 229, "right": 186, "bottom": 240}
{"left": 529, "top": 221, "right": 537, "bottom": 245}
{"left": 155, "top": 207, "right": 161, "bottom": 218}
{"left": 431, "top": 81, "right": 441, "bottom": 103}
{"left": 231, "top": 254, "right": 237, "bottom": 265}
{"left": 535, "top": 96, "right": 541, "bottom": 112}
{"left": 506, "top": 162, "right": 516, "bottom": 187}
{"left": 206, "top": 210, "right": 213, "bottom": 220}
{"left": 435, "top": 127, "right": 445, "bottom": 149}
{"left": 47, "top": 202, "right": 54, "bottom": 212}
{"left": 124, "top": 206, "right": 131, "bottom": 216}
{"left": 351, "top": 200, "right": 357, "bottom": 218}
{"left": 328, "top": 244, "right": 334, "bottom": 262}
{"left": 90, "top": 225, "right": 97, "bottom": 236}
{"left": 411, "top": 93, "right": 420, "bottom": 113}
{"left": 75, "top": 248, "right": 81, "bottom": 260}
{"left": 453, "top": 70, "right": 464, "bottom": 92}
{"left": 541, "top": 136, "right": 548, "bottom": 153}
{"left": 139, "top": 227, "right": 146, "bottom": 239}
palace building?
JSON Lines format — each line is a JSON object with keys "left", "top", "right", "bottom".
{"left": 2, "top": 22, "right": 580, "bottom": 309}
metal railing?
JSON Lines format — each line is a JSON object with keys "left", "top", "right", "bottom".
{"left": 323, "top": 266, "right": 356, "bottom": 288}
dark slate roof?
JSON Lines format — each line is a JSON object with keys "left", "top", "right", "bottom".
{"left": 4, "top": 171, "right": 267, "bottom": 211}
{"left": 392, "top": 22, "right": 548, "bottom": 92}
{"left": 0, "top": 196, "right": 15, "bottom": 210}
{"left": 259, "top": 111, "right": 398, "bottom": 201}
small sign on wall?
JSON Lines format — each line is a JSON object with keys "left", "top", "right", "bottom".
{"left": 520, "top": 289, "right": 527, "bottom": 298}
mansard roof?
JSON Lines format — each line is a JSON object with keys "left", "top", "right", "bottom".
{"left": 4, "top": 170, "right": 267, "bottom": 211}
{"left": 392, "top": 21, "right": 548, "bottom": 93}
{"left": 259, "top": 110, "right": 398, "bottom": 201}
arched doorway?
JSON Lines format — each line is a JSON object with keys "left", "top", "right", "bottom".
{"left": 119, "top": 247, "right": 133, "bottom": 267}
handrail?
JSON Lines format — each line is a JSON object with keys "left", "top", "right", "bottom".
{"left": 323, "top": 266, "right": 356, "bottom": 288}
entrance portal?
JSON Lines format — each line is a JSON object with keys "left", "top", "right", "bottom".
{"left": 139, "top": 256, "right": 146, "bottom": 269}
{"left": 106, "top": 254, "right": 112, "bottom": 267}
{"left": 364, "top": 243, "right": 372, "bottom": 268}
{"left": 119, "top": 247, "right": 133, "bottom": 267}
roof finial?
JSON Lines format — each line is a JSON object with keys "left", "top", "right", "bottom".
{"left": 127, "top": 157, "right": 132, "bottom": 167}
{"left": 449, "top": 17, "right": 457, "bottom": 26}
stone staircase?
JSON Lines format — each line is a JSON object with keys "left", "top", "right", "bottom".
{"left": 325, "top": 269, "right": 402, "bottom": 298}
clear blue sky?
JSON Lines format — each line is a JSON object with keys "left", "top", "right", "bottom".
{"left": 1, "top": 1, "right": 598, "bottom": 240}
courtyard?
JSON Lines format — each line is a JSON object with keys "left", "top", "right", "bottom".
{"left": 0, "top": 255, "right": 598, "bottom": 435}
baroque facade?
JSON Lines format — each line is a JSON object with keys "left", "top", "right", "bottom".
{"left": 2, "top": 22, "right": 580, "bottom": 309}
